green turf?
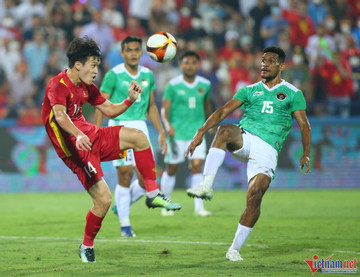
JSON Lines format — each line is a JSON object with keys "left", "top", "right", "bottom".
{"left": 0, "top": 190, "right": 359, "bottom": 276}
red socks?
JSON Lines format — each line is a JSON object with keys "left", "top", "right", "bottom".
{"left": 83, "top": 210, "right": 104, "bottom": 247}
{"left": 134, "top": 147, "right": 158, "bottom": 192}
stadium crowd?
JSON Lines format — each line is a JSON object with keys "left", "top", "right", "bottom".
{"left": 0, "top": 0, "right": 360, "bottom": 124}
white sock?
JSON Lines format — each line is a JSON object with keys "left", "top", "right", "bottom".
{"left": 146, "top": 189, "right": 160, "bottom": 198}
{"left": 160, "top": 171, "right": 176, "bottom": 199}
{"left": 192, "top": 173, "right": 204, "bottom": 211}
{"left": 81, "top": 244, "right": 94, "bottom": 250}
{"left": 114, "top": 184, "right": 131, "bottom": 227}
{"left": 203, "top": 148, "right": 226, "bottom": 188}
{"left": 230, "top": 223, "right": 253, "bottom": 251}
{"left": 129, "top": 179, "right": 146, "bottom": 205}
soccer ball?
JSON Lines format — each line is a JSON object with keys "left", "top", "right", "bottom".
{"left": 146, "top": 32, "right": 177, "bottom": 63}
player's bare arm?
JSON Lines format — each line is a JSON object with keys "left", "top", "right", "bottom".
{"left": 96, "top": 80, "right": 143, "bottom": 118}
{"left": 161, "top": 99, "right": 175, "bottom": 137}
{"left": 186, "top": 98, "right": 243, "bottom": 157}
{"left": 93, "top": 91, "right": 110, "bottom": 127}
{"left": 52, "top": 104, "right": 92, "bottom": 151}
{"left": 148, "top": 91, "right": 167, "bottom": 155}
{"left": 293, "top": 110, "right": 312, "bottom": 175}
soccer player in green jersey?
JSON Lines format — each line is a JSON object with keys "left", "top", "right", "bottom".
{"left": 94, "top": 36, "right": 171, "bottom": 237}
{"left": 186, "top": 46, "right": 311, "bottom": 261}
{"left": 160, "top": 51, "right": 213, "bottom": 217}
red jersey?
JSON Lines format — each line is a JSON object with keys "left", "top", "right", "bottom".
{"left": 41, "top": 70, "right": 106, "bottom": 158}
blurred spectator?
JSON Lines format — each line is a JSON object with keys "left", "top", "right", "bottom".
{"left": 228, "top": 53, "right": 250, "bottom": 95}
{"left": 308, "top": 0, "right": 327, "bottom": 27}
{"left": 23, "top": 15, "right": 44, "bottom": 42}
{"left": 178, "top": 4, "right": 193, "bottom": 34}
{"left": 46, "top": 1, "right": 73, "bottom": 44}
{"left": 248, "top": 0, "right": 271, "bottom": 51}
{"left": 23, "top": 28, "right": 49, "bottom": 84}
{"left": 2, "top": 15, "right": 22, "bottom": 42}
{"left": 306, "top": 23, "right": 336, "bottom": 69}
{"left": 226, "top": 10, "right": 249, "bottom": 39}
{"left": 209, "top": 16, "right": 226, "bottom": 49}
{"left": 217, "top": 30, "right": 243, "bottom": 64}
{"left": 102, "top": 0, "right": 125, "bottom": 29}
{"left": 347, "top": 0, "right": 360, "bottom": 19}
{"left": 278, "top": 31, "right": 293, "bottom": 63}
{"left": 282, "top": 1, "right": 315, "bottom": 48}
{"left": 0, "top": 37, "right": 21, "bottom": 78}
{"left": 198, "top": 55, "right": 220, "bottom": 108}
{"left": 319, "top": 51, "right": 355, "bottom": 117}
{"left": 128, "top": 0, "right": 152, "bottom": 31}
{"left": 7, "top": 61, "right": 35, "bottom": 119}
{"left": 328, "top": 0, "right": 353, "bottom": 25}
{"left": 148, "top": 0, "right": 170, "bottom": 34}
{"left": 0, "top": 64, "right": 8, "bottom": 119}
{"left": 260, "top": 6, "right": 289, "bottom": 47}
{"left": 71, "top": 1, "right": 93, "bottom": 26}
{"left": 53, "top": 34, "right": 69, "bottom": 71}
{"left": 283, "top": 50, "right": 313, "bottom": 104}
{"left": 183, "top": 16, "right": 207, "bottom": 41}
{"left": 14, "top": 0, "right": 46, "bottom": 31}
{"left": 80, "top": 10, "right": 114, "bottom": 56}
{"left": 0, "top": 0, "right": 17, "bottom": 24}
{"left": 353, "top": 17, "right": 360, "bottom": 48}
{"left": 239, "top": 0, "right": 257, "bottom": 17}
{"left": 334, "top": 18, "right": 353, "bottom": 51}
{"left": 113, "top": 16, "right": 146, "bottom": 41}
{"left": 323, "top": 13, "right": 338, "bottom": 37}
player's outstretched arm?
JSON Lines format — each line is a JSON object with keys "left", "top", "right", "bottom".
{"left": 52, "top": 104, "right": 92, "bottom": 151}
{"left": 294, "top": 110, "right": 312, "bottom": 175}
{"left": 186, "top": 98, "right": 242, "bottom": 157}
{"left": 96, "top": 80, "right": 143, "bottom": 118}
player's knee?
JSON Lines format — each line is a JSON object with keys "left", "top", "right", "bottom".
{"left": 134, "top": 129, "right": 149, "bottom": 150}
{"left": 215, "top": 125, "right": 233, "bottom": 143}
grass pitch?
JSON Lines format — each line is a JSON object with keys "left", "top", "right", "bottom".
{"left": 0, "top": 190, "right": 359, "bottom": 276}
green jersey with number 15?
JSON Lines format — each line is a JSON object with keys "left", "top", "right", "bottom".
{"left": 233, "top": 80, "right": 306, "bottom": 153}
{"left": 100, "top": 63, "right": 155, "bottom": 121}
{"left": 163, "top": 75, "right": 211, "bottom": 140}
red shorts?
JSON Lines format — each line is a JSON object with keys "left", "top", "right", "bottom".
{"left": 62, "top": 125, "right": 126, "bottom": 191}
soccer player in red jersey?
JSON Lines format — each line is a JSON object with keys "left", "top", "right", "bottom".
{"left": 41, "top": 37, "right": 181, "bottom": 263}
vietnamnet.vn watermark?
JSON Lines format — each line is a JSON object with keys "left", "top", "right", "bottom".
{"left": 305, "top": 254, "right": 357, "bottom": 274}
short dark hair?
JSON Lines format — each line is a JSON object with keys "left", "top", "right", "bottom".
{"left": 121, "top": 36, "right": 142, "bottom": 51}
{"left": 66, "top": 36, "right": 101, "bottom": 68}
{"left": 263, "top": 46, "right": 286, "bottom": 63}
{"left": 179, "top": 50, "right": 200, "bottom": 62}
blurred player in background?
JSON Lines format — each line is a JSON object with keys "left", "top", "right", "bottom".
{"left": 160, "top": 50, "right": 212, "bottom": 217}
{"left": 94, "top": 36, "right": 168, "bottom": 237}
{"left": 42, "top": 37, "right": 181, "bottom": 263}
{"left": 186, "top": 46, "right": 311, "bottom": 261}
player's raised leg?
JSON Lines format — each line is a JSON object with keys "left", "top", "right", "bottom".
{"left": 79, "top": 178, "right": 112, "bottom": 263}
{"left": 187, "top": 124, "right": 243, "bottom": 200}
{"left": 119, "top": 127, "right": 181, "bottom": 210}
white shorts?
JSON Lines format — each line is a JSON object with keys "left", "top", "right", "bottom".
{"left": 108, "top": 119, "right": 151, "bottom": 167}
{"left": 165, "top": 138, "right": 207, "bottom": 164}
{"left": 231, "top": 128, "right": 278, "bottom": 183}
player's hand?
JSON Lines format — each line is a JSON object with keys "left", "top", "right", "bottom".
{"left": 185, "top": 131, "right": 203, "bottom": 157}
{"left": 76, "top": 134, "right": 92, "bottom": 151}
{"left": 166, "top": 125, "right": 175, "bottom": 138}
{"left": 158, "top": 132, "right": 167, "bottom": 155}
{"left": 128, "top": 80, "right": 143, "bottom": 102}
{"left": 299, "top": 154, "right": 311, "bottom": 175}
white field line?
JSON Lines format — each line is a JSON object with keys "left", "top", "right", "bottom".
{"left": 0, "top": 235, "right": 359, "bottom": 254}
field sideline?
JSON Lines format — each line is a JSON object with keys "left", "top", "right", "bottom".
{"left": 0, "top": 190, "right": 359, "bottom": 276}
